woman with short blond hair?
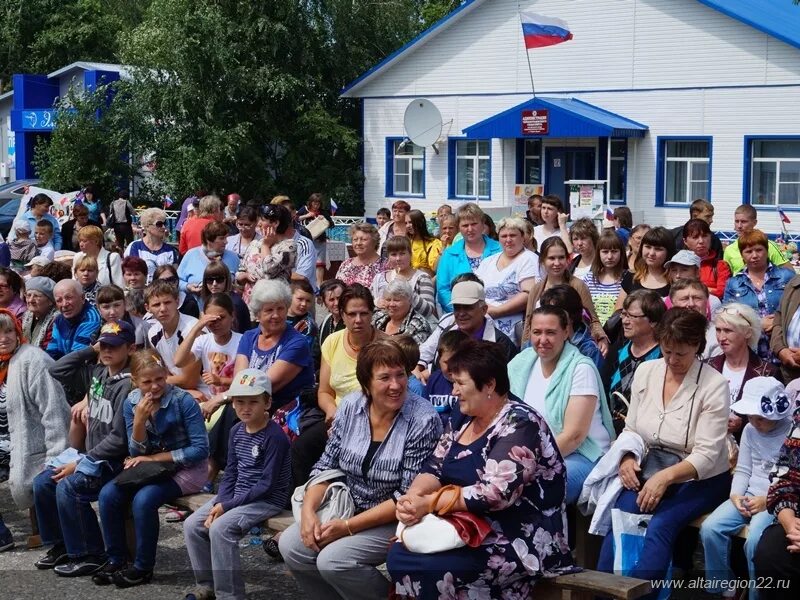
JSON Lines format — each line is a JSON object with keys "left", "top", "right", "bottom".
{"left": 72, "top": 225, "right": 123, "bottom": 287}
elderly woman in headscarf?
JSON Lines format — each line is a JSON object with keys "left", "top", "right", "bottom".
{"left": 20, "top": 277, "right": 58, "bottom": 351}
{"left": 0, "top": 308, "right": 70, "bottom": 509}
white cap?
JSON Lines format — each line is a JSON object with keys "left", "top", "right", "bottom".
{"left": 665, "top": 250, "right": 701, "bottom": 269}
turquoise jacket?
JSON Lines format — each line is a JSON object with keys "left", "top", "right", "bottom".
{"left": 435, "top": 235, "right": 501, "bottom": 311}
{"left": 508, "top": 344, "right": 615, "bottom": 462}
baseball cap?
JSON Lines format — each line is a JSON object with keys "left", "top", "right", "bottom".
{"left": 25, "top": 256, "right": 51, "bottom": 268}
{"left": 97, "top": 320, "right": 136, "bottom": 347}
{"left": 227, "top": 368, "right": 272, "bottom": 397}
{"left": 13, "top": 219, "right": 31, "bottom": 233}
{"left": 730, "top": 376, "right": 793, "bottom": 420}
{"left": 451, "top": 281, "right": 485, "bottom": 306}
{"left": 665, "top": 250, "right": 701, "bottom": 269}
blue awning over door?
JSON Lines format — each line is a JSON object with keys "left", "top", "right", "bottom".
{"left": 462, "top": 96, "right": 648, "bottom": 139}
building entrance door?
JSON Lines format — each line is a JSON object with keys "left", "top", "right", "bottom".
{"left": 545, "top": 147, "right": 596, "bottom": 208}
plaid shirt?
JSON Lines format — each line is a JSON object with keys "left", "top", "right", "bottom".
{"left": 311, "top": 391, "right": 442, "bottom": 512}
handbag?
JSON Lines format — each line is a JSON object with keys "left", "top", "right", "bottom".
{"left": 639, "top": 364, "right": 703, "bottom": 483}
{"left": 291, "top": 468, "right": 355, "bottom": 525}
{"left": 306, "top": 215, "right": 332, "bottom": 240}
{"left": 396, "top": 485, "right": 493, "bottom": 554}
{"left": 113, "top": 461, "right": 178, "bottom": 492}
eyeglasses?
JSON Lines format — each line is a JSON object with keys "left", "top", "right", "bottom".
{"left": 205, "top": 276, "right": 226, "bottom": 284}
{"left": 621, "top": 311, "right": 647, "bottom": 320}
{"left": 713, "top": 306, "right": 754, "bottom": 326}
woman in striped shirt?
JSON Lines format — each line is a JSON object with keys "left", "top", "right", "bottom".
{"left": 279, "top": 338, "right": 442, "bottom": 600}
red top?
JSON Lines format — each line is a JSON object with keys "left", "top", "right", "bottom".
{"left": 178, "top": 216, "right": 215, "bottom": 255}
{"left": 698, "top": 251, "right": 731, "bottom": 299}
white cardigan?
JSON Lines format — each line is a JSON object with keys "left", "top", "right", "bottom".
{"left": 6, "top": 344, "right": 70, "bottom": 508}
{"left": 72, "top": 247, "right": 124, "bottom": 288}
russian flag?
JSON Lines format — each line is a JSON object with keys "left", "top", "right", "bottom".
{"left": 520, "top": 12, "right": 573, "bottom": 49}
{"left": 606, "top": 208, "right": 615, "bottom": 221}
{"left": 779, "top": 209, "right": 791, "bottom": 224}
{"left": 330, "top": 199, "right": 338, "bottom": 215}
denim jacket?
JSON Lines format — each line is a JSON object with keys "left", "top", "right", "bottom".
{"left": 123, "top": 385, "right": 209, "bottom": 467}
{"left": 722, "top": 265, "right": 795, "bottom": 315}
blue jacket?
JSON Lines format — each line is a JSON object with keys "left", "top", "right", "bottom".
{"left": 177, "top": 246, "right": 240, "bottom": 292}
{"left": 435, "top": 235, "right": 501, "bottom": 311}
{"left": 723, "top": 265, "right": 795, "bottom": 315}
{"left": 124, "top": 385, "right": 209, "bottom": 466}
{"left": 46, "top": 303, "right": 101, "bottom": 359}
{"left": 9, "top": 210, "right": 63, "bottom": 250}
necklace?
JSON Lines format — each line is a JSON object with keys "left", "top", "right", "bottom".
{"left": 466, "top": 400, "right": 507, "bottom": 440}
{"left": 347, "top": 328, "right": 375, "bottom": 353}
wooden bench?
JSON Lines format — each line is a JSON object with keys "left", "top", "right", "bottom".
{"left": 173, "top": 493, "right": 295, "bottom": 532}
{"left": 173, "top": 494, "right": 651, "bottom": 599}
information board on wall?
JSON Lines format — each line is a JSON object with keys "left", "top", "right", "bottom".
{"left": 513, "top": 183, "right": 544, "bottom": 207}
{"left": 567, "top": 181, "right": 605, "bottom": 220}
{"left": 521, "top": 109, "right": 548, "bottom": 135}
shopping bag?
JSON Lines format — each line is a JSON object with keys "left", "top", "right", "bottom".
{"left": 611, "top": 508, "right": 672, "bottom": 600}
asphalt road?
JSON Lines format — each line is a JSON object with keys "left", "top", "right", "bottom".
{"left": 0, "top": 480, "right": 303, "bottom": 600}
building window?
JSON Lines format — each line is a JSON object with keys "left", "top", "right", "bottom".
{"left": 609, "top": 138, "right": 627, "bottom": 203}
{"left": 523, "top": 139, "right": 541, "bottom": 184}
{"left": 657, "top": 138, "right": 711, "bottom": 205}
{"left": 750, "top": 139, "right": 800, "bottom": 206}
{"left": 386, "top": 138, "right": 424, "bottom": 197}
{"left": 452, "top": 139, "right": 490, "bottom": 199}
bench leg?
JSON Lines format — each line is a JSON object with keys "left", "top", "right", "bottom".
{"left": 27, "top": 507, "right": 42, "bottom": 549}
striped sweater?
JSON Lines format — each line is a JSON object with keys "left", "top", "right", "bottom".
{"left": 311, "top": 391, "right": 442, "bottom": 513}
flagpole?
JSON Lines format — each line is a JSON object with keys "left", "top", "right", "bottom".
{"left": 518, "top": 6, "right": 536, "bottom": 97}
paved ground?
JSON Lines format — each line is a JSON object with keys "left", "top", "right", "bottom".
{"left": 0, "top": 481, "right": 304, "bottom": 600}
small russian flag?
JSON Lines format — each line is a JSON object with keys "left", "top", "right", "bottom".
{"left": 520, "top": 12, "right": 573, "bottom": 49}
{"left": 163, "top": 195, "right": 174, "bottom": 208}
{"left": 330, "top": 199, "right": 338, "bottom": 215}
{"left": 779, "top": 209, "right": 791, "bottom": 224}
{"left": 606, "top": 208, "right": 614, "bottom": 221}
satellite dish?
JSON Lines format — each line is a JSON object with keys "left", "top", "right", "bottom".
{"left": 404, "top": 99, "right": 443, "bottom": 148}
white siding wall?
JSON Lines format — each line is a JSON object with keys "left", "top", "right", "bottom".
{"left": 0, "top": 102, "right": 13, "bottom": 182}
{"left": 349, "top": 0, "right": 800, "bottom": 98}
{"left": 363, "top": 85, "right": 800, "bottom": 234}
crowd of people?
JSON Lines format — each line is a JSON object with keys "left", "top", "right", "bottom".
{"left": 0, "top": 189, "right": 799, "bottom": 600}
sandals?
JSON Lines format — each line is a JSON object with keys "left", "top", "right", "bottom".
{"left": 263, "top": 535, "right": 283, "bottom": 562}
{"left": 165, "top": 509, "right": 190, "bottom": 523}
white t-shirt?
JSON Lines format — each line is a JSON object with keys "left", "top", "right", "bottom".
{"left": 190, "top": 331, "right": 243, "bottom": 396}
{"left": 147, "top": 313, "right": 199, "bottom": 377}
{"left": 475, "top": 250, "right": 539, "bottom": 346}
{"left": 523, "top": 361, "right": 610, "bottom": 455}
{"left": 721, "top": 362, "right": 747, "bottom": 405}
{"left": 533, "top": 225, "right": 560, "bottom": 252}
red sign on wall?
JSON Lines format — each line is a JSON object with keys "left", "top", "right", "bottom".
{"left": 522, "top": 109, "right": 549, "bottom": 135}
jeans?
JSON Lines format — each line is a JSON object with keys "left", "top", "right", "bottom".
{"left": 98, "top": 477, "right": 182, "bottom": 571}
{"left": 279, "top": 521, "right": 395, "bottom": 600}
{"left": 33, "top": 467, "right": 115, "bottom": 557}
{"left": 754, "top": 524, "right": 800, "bottom": 600}
{"left": 597, "top": 471, "right": 731, "bottom": 599}
{"left": 184, "top": 498, "right": 283, "bottom": 600}
{"left": 700, "top": 499, "right": 775, "bottom": 599}
{"left": 564, "top": 453, "right": 597, "bottom": 505}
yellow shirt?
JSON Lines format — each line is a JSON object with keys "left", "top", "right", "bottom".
{"left": 411, "top": 238, "right": 443, "bottom": 272}
{"left": 321, "top": 329, "right": 360, "bottom": 406}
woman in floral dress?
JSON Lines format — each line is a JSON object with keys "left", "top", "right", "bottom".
{"left": 336, "top": 223, "right": 387, "bottom": 288}
{"left": 387, "top": 340, "right": 575, "bottom": 599}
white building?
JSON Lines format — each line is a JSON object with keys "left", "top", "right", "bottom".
{"left": 342, "top": 0, "right": 800, "bottom": 236}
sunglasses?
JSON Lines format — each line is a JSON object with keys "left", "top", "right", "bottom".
{"left": 205, "top": 276, "right": 226, "bottom": 284}
{"left": 160, "top": 275, "right": 179, "bottom": 284}
{"left": 713, "top": 306, "right": 754, "bottom": 327}
{"left": 152, "top": 221, "right": 166, "bottom": 228}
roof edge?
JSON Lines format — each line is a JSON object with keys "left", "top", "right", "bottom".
{"left": 694, "top": 0, "right": 800, "bottom": 51}
{"left": 340, "top": 0, "right": 486, "bottom": 98}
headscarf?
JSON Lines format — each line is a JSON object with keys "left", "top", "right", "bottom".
{"left": 0, "top": 307, "right": 25, "bottom": 387}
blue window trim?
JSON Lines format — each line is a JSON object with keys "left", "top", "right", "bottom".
{"left": 385, "top": 136, "right": 426, "bottom": 199}
{"left": 605, "top": 137, "right": 628, "bottom": 206}
{"left": 655, "top": 136, "right": 713, "bottom": 207}
{"left": 742, "top": 135, "right": 800, "bottom": 212}
{"left": 515, "top": 139, "right": 543, "bottom": 185}
{"left": 448, "top": 136, "right": 491, "bottom": 201}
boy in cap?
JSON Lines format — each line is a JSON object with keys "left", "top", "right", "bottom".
{"left": 9, "top": 219, "right": 37, "bottom": 272}
{"left": 25, "top": 255, "right": 51, "bottom": 278}
{"left": 183, "top": 368, "right": 291, "bottom": 600}
{"left": 700, "top": 376, "right": 793, "bottom": 599}
{"left": 32, "top": 320, "right": 135, "bottom": 576}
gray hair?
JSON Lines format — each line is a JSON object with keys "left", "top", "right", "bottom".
{"left": 198, "top": 195, "right": 221, "bottom": 217}
{"left": 497, "top": 216, "right": 528, "bottom": 236}
{"left": 0, "top": 311, "right": 18, "bottom": 333}
{"left": 248, "top": 279, "right": 292, "bottom": 315}
{"left": 383, "top": 278, "right": 413, "bottom": 301}
{"left": 139, "top": 207, "right": 168, "bottom": 228}
{"left": 54, "top": 278, "right": 83, "bottom": 297}
{"left": 712, "top": 302, "right": 761, "bottom": 352}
